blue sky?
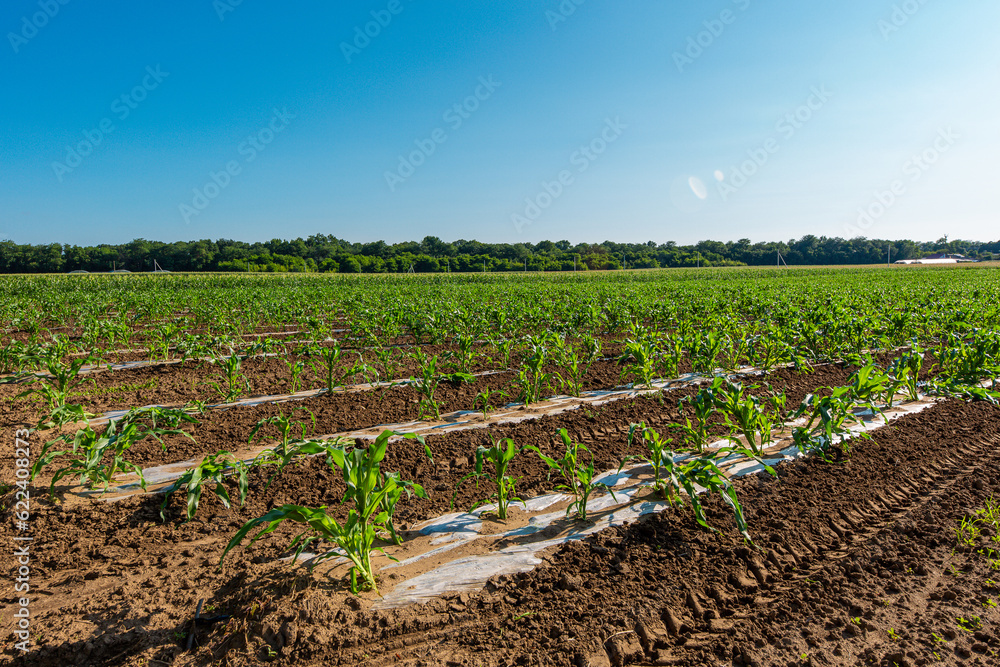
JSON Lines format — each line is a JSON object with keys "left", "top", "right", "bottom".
{"left": 2, "top": 0, "right": 998, "bottom": 246}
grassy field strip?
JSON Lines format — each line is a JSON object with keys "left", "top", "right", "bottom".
{"left": 281, "top": 396, "right": 942, "bottom": 609}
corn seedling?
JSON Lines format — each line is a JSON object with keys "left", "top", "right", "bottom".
{"left": 555, "top": 336, "right": 601, "bottom": 397}
{"left": 222, "top": 430, "right": 427, "bottom": 595}
{"left": 160, "top": 451, "right": 249, "bottom": 522}
{"left": 33, "top": 411, "right": 192, "bottom": 497}
{"left": 528, "top": 429, "right": 613, "bottom": 521}
{"left": 712, "top": 379, "right": 775, "bottom": 456}
{"left": 448, "top": 333, "right": 477, "bottom": 374}
{"left": 204, "top": 353, "right": 250, "bottom": 402}
{"left": 626, "top": 422, "right": 675, "bottom": 498}
{"left": 492, "top": 336, "right": 517, "bottom": 369}
{"left": 515, "top": 340, "right": 555, "bottom": 405}
{"left": 15, "top": 354, "right": 95, "bottom": 421}
{"left": 791, "top": 387, "right": 867, "bottom": 458}
{"left": 307, "top": 341, "right": 360, "bottom": 393}
{"left": 847, "top": 363, "right": 890, "bottom": 413}
{"left": 248, "top": 408, "right": 317, "bottom": 490}
{"left": 657, "top": 334, "right": 684, "bottom": 380}
{"left": 957, "top": 616, "right": 982, "bottom": 632}
{"left": 690, "top": 330, "right": 729, "bottom": 374}
{"left": 473, "top": 387, "right": 499, "bottom": 418}
{"left": 886, "top": 344, "right": 924, "bottom": 406}
{"left": 454, "top": 438, "right": 524, "bottom": 520}
{"left": 410, "top": 351, "right": 444, "bottom": 419}
{"left": 373, "top": 345, "right": 402, "bottom": 382}
{"left": 620, "top": 337, "right": 658, "bottom": 388}
{"left": 628, "top": 424, "right": 767, "bottom": 543}
{"left": 284, "top": 358, "right": 307, "bottom": 393}
{"left": 672, "top": 377, "right": 722, "bottom": 453}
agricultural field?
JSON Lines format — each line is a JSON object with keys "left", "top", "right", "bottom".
{"left": 2, "top": 265, "right": 1000, "bottom": 667}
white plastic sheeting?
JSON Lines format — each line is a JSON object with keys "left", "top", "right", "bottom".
{"left": 371, "top": 396, "right": 939, "bottom": 608}
{"left": 84, "top": 366, "right": 769, "bottom": 499}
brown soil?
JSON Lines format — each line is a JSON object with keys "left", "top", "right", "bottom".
{"left": 85, "top": 397, "right": 998, "bottom": 667}
{"left": 0, "top": 356, "right": 978, "bottom": 667}
{"left": 0, "top": 343, "right": 635, "bottom": 425}
{"left": 17, "top": 361, "right": 850, "bottom": 488}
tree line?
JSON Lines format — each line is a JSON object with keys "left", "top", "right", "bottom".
{"left": 0, "top": 235, "right": 996, "bottom": 274}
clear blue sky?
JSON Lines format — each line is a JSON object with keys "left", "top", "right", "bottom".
{"left": 2, "top": 0, "right": 997, "bottom": 247}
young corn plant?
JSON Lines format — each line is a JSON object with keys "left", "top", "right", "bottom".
{"left": 748, "top": 327, "right": 793, "bottom": 373}
{"left": 473, "top": 387, "right": 499, "bottom": 418}
{"left": 884, "top": 347, "right": 923, "bottom": 408}
{"left": 620, "top": 337, "right": 659, "bottom": 389}
{"left": 791, "top": 387, "right": 867, "bottom": 458}
{"left": 514, "top": 341, "right": 555, "bottom": 405}
{"left": 898, "top": 344, "right": 924, "bottom": 401}
{"left": 847, "top": 362, "right": 890, "bottom": 409}
{"left": 159, "top": 451, "right": 249, "bottom": 522}
{"left": 712, "top": 379, "right": 776, "bottom": 456}
{"left": 657, "top": 334, "right": 685, "bottom": 380}
{"left": 284, "top": 358, "right": 307, "bottom": 394}
{"left": 410, "top": 351, "right": 444, "bottom": 419}
{"left": 491, "top": 336, "right": 517, "bottom": 369}
{"left": 15, "top": 354, "right": 96, "bottom": 428}
{"left": 449, "top": 333, "right": 477, "bottom": 374}
{"left": 671, "top": 376, "right": 724, "bottom": 453}
{"left": 308, "top": 341, "right": 361, "bottom": 393}
{"left": 453, "top": 438, "right": 524, "bottom": 520}
{"left": 690, "top": 330, "right": 729, "bottom": 374}
{"left": 203, "top": 353, "right": 250, "bottom": 402}
{"left": 221, "top": 430, "right": 427, "bottom": 595}
{"left": 32, "top": 412, "right": 193, "bottom": 498}
{"left": 555, "top": 335, "right": 601, "bottom": 397}
{"left": 373, "top": 345, "right": 402, "bottom": 383}
{"left": 626, "top": 422, "right": 675, "bottom": 498}
{"left": 627, "top": 424, "right": 769, "bottom": 544}
{"left": 527, "top": 429, "right": 613, "bottom": 521}
{"left": 248, "top": 408, "right": 317, "bottom": 490}
{"left": 151, "top": 321, "right": 183, "bottom": 361}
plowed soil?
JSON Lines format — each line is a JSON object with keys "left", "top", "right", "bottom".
{"left": 3, "top": 350, "right": 997, "bottom": 667}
